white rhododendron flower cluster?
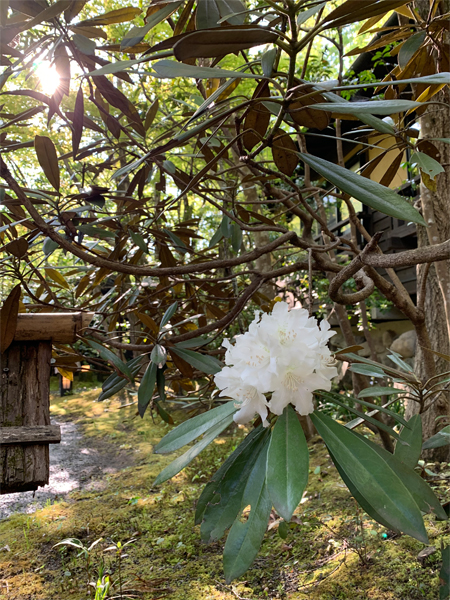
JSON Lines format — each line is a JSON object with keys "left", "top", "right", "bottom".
{"left": 214, "top": 301, "right": 338, "bottom": 427}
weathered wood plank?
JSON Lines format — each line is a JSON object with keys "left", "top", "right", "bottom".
{"left": 14, "top": 312, "right": 92, "bottom": 343}
{"left": 1, "top": 341, "right": 52, "bottom": 494}
{"left": 0, "top": 425, "right": 61, "bottom": 445}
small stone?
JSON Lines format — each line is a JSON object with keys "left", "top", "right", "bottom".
{"left": 382, "top": 329, "right": 397, "bottom": 348}
{"left": 390, "top": 330, "right": 416, "bottom": 358}
{"left": 417, "top": 546, "right": 437, "bottom": 564}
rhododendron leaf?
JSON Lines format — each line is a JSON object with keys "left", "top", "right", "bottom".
{"left": 87, "top": 340, "right": 134, "bottom": 381}
{"left": 353, "top": 430, "right": 446, "bottom": 521}
{"left": 267, "top": 405, "right": 309, "bottom": 522}
{"left": 327, "top": 448, "right": 396, "bottom": 532}
{"left": 298, "top": 153, "right": 426, "bottom": 226}
{"left": 422, "top": 425, "right": 450, "bottom": 450}
{"left": 394, "top": 414, "right": 422, "bottom": 468}
{"left": 99, "top": 356, "right": 144, "bottom": 402}
{"left": 387, "top": 351, "right": 415, "bottom": 373}
{"left": 348, "top": 363, "right": 386, "bottom": 378}
{"left": 138, "top": 361, "right": 158, "bottom": 418}
{"left": 160, "top": 301, "right": 178, "bottom": 327}
{"left": 154, "top": 401, "right": 237, "bottom": 454}
{"left": 223, "top": 440, "right": 272, "bottom": 583}
{"left": 153, "top": 414, "right": 235, "bottom": 486}
{"left": 320, "top": 390, "right": 409, "bottom": 426}
{"left": 171, "top": 347, "right": 223, "bottom": 374}
{"left": 311, "top": 411, "right": 429, "bottom": 543}
{"left": 334, "top": 398, "right": 401, "bottom": 440}
{"left": 195, "top": 426, "right": 266, "bottom": 525}
{"left": 199, "top": 427, "right": 269, "bottom": 542}
{"left": 357, "top": 386, "right": 406, "bottom": 398}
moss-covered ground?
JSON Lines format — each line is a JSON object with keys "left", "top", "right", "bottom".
{"left": 0, "top": 388, "right": 448, "bottom": 600}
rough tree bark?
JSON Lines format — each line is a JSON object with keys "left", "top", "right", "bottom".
{"left": 412, "top": 0, "right": 450, "bottom": 461}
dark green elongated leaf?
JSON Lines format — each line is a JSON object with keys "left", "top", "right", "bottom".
{"left": 98, "top": 378, "right": 129, "bottom": 402}
{"left": 72, "top": 85, "right": 84, "bottom": 158}
{"left": 353, "top": 430, "right": 447, "bottom": 521}
{"left": 297, "top": 1, "right": 326, "bottom": 25}
{"left": 267, "top": 405, "right": 309, "bottom": 522}
{"left": 163, "top": 228, "right": 188, "bottom": 254}
{"left": 328, "top": 448, "right": 396, "bottom": 532}
{"left": 299, "top": 154, "right": 426, "bottom": 226}
{"left": 321, "top": 90, "right": 396, "bottom": 135}
{"left": 160, "top": 301, "right": 178, "bottom": 327}
{"left": 310, "top": 411, "right": 429, "bottom": 543}
{"left": 87, "top": 58, "right": 143, "bottom": 76}
{"left": 72, "top": 33, "right": 96, "bottom": 55}
{"left": 312, "top": 100, "right": 425, "bottom": 115}
{"left": 195, "top": 426, "right": 266, "bottom": 525}
{"left": 358, "top": 386, "right": 406, "bottom": 398}
{"left": 151, "top": 59, "right": 261, "bottom": 79}
{"left": 173, "top": 27, "right": 279, "bottom": 61}
{"left": 43, "top": 238, "right": 59, "bottom": 257}
{"left": 151, "top": 344, "right": 167, "bottom": 367}
{"left": 422, "top": 426, "right": 450, "bottom": 450}
{"left": 440, "top": 545, "right": 450, "bottom": 600}
{"left": 223, "top": 440, "right": 272, "bottom": 583}
{"left": 231, "top": 221, "right": 243, "bottom": 253}
{"left": 99, "top": 356, "right": 144, "bottom": 402}
{"left": 196, "top": 0, "right": 220, "bottom": 28}
{"left": 121, "top": 3, "right": 182, "bottom": 49}
{"left": 153, "top": 414, "right": 234, "bottom": 486}
{"left": 77, "top": 224, "right": 115, "bottom": 239}
{"left": 411, "top": 151, "right": 445, "bottom": 180}
{"left": 87, "top": 340, "right": 133, "bottom": 381}
{"left": 156, "top": 368, "right": 166, "bottom": 402}
{"left": 339, "top": 352, "right": 414, "bottom": 380}
{"left": 188, "top": 78, "right": 239, "bottom": 124}
{"left": 155, "top": 401, "right": 237, "bottom": 455}
{"left": 155, "top": 400, "right": 173, "bottom": 424}
{"left": 318, "top": 390, "right": 409, "bottom": 427}
{"left": 319, "top": 393, "right": 402, "bottom": 441}
{"left": 394, "top": 414, "right": 422, "bottom": 468}
{"left": 208, "top": 224, "right": 224, "bottom": 248}
{"left": 216, "top": 0, "right": 247, "bottom": 25}
{"left": 399, "top": 32, "right": 426, "bottom": 69}
{"left": 332, "top": 73, "right": 450, "bottom": 92}
{"left": 349, "top": 363, "right": 386, "bottom": 378}
{"left": 261, "top": 47, "right": 276, "bottom": 77}
{"left": 130, "top": 230, "right": 148, "bottom": 253}
{"left": 200, "top": 428, "right": 269, "bottom": 542}
{"left": 138, "top": 361, "right": 157, "bottom": 418}
{"left": 387, "top": 350, "right": 415, "bottom": 373}
{"left": 170, "top": 347, "right": 223, "bottom": 374}
{"left": 174, "top": 336, "right": 212, "bottom": 349}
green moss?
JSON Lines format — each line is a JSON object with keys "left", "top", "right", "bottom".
{"left": 0, "top": 390, "right": 448, "bottom": 600}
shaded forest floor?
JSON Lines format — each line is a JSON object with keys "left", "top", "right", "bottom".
{"left": 0, "top": 388, "right": 449, "bottom": 600}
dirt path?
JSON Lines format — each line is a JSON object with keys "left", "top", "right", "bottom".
{"left": 0, "top": 418, "right": 135, "bottom": 520}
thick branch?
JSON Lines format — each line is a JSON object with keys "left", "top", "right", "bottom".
{"left": 361, "top": 239, "right": 450, "bottom": 268}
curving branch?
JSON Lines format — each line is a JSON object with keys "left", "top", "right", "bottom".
{"left": 328, "top": 233, "right": 381, "bottom": 304}
{"left": 0, "top": 156, "right": 303, "bottom": 278}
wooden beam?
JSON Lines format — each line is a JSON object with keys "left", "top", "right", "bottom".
{"left": 0, "top": 425, "right": 61, "bottom": 445}
{"left": 14, "top": 312, "right": 93, "bottom": 343}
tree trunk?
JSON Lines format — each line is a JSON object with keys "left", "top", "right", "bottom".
{"left": 413, "top": 94, "right": 450, "bottom": 461}
{"left": 411, "top": 0, "right": 450, "bottom": 460}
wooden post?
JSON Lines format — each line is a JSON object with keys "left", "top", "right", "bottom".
{"left": 0, "top": 341, "right": 52, "bottom": 493}
{"left": 0, "top": 312, "right": 92, "bottom": 494}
